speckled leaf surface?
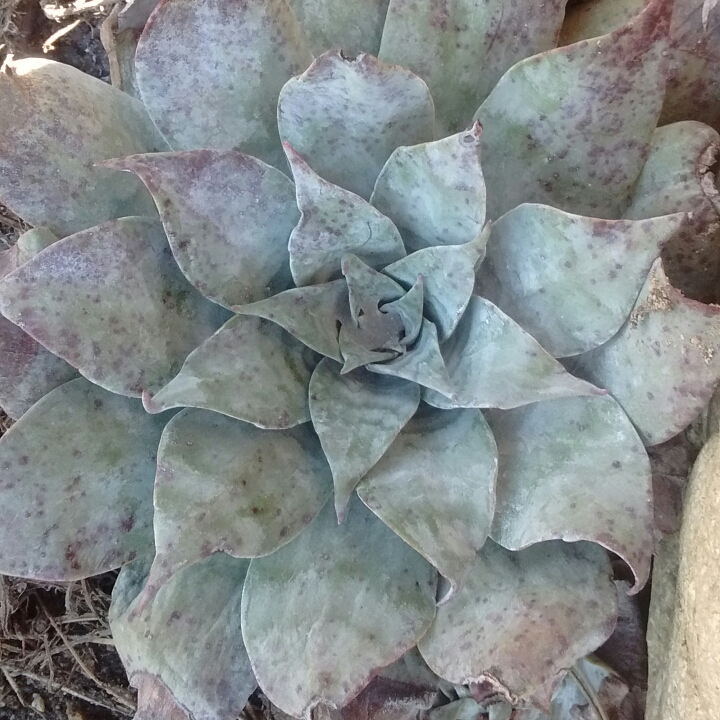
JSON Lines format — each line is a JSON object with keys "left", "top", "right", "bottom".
{"left": 278, "top": 51, "right": 435, "bottom": 200}
{"left": 357, "top": 407, "right": 497, "bottom": 603}
{"left": 625, "top": 122, "right": 720, "bottom": 305}
{"left": 424, "top": 297, "right": 603, "bottom": 410}
{"left": 370, "top": 124, "right": 486, "bottom": 252}
{"left": 309, "top": 358, "right": 420, "bottom": 519}
{"left": 0, "top": 378, "right": 162, "bottom": 580}
{"left": 379, "top": 0, "right": 568, "bottom": 135}
{"left": 474, "top": 0, "right": 670, "bottom": 220}
{"left": 477, "top": 204, "right": 684, "bottom": 357}
{"left": 138, "top": 408, "right": 332, "bottom": 602}
{"left": 384, "top": 229, "right": 489, "bottom": 341}
{"left": 0, "top": 217, "right": 227, "bottom": 397}
{"left": 143, "top": 315, "right": 313, "bottom": 429}
{"left": 135, "top": 0, "right": 312, "bottom": 166}
{"left": 103, "top": 151, "right": 298, "bottom": 308}
{"left": 570, "top": 259, "right": 720, "bottom": 446}
{"left": 131, "top": 674, "right": 191, "bottom": 720}
{"left": 418, "top": 541, "right": 617, "bottom": 701}
{"left": 241, "top": 497, "right": 437, "bottom": 718}
{"left": 285, "top": 144, "right": 406, "bottom": 286}
{"left": 237, "top": 280, "right": 347, "bottom": 361}
{"left": 111, "top": 554, "right": 256, "bottom": 720}
{"left": 558, "top": 0, "right": 645, "bottom": 45}
{"left": 486, "top": 395, "right": 652, "bottom": 593}
{"left": 287, "top": 0, "right": 390, "bottom": 56}
{"left": 0, "top": 58, "right": 162, "bottom": 236}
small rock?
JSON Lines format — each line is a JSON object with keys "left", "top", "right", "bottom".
{"left": 30, "top": 693, "right": 45, "bottom": 713}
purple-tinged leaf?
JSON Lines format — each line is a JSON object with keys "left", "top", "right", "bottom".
{"left": 131, "top": 674, "right": 191, "bottom": 720}
{"left": 486, "top": 395, "right": 653, "bottom": 594}
{"left": 0, "top": 217, "right": 227, "bottom": 397}
{"left": 625, "top": 121, "right": 720, "bottom": 305}
{"left": 0, "top": 58, "right": 163, "bottom": 236}
{"left": 137, "top": 408, "right": 331, "bottom": 605}
{"left": 379, "top": 0, "right": 568, "bottom": 135}
{"left": 143, "top": 315, "right": 314, "bottom": 428}
{"left": 474, "top": 0, "right": 670, "bottom": 220}
{"left": 0, "top": 378, "right": 162, "bottom": 580}
{"left": 423, "top": 296, "right": 604, "bottom": 411}
{"left": 111, "top": 554, "right": 256, "bottom": 720}
{"left": 477, "top": 204, "right": 684, "bottom": 357}
{"left": 418, "top": 540, "right": 617, "bottom": 703}
{"left": 370, "top": 124, "right": 486, "bottom": 252}
{"left": 357, "top": 407, "right": 497, "bottom": 604}
{"left": 278, "top": 51, "right": 435, "bottom": 200}
{"left": 103, "top": 151, "right": 299, "bottom": 308}
{"left": 570, "top": 259, "right": 720, "bottom": 446}
{"left": 241, "top": 497, "right": 437, "bottom": 718}
{"left": 558, "top": 0, "right": 645, "bottom": 46}
{"left": 309, "top": 358, "right": 420, "bottom": 520}
{"left": 384, "top": 228, "right": 489, "bottom": 341}
{"left": 135, "top": 0, "right": 312, "bottom": 166}
{"left": 284, "top": 144, "right": 407, "bottom": 286}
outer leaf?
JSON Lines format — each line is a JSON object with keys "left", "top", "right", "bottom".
{"left": 474, "top": 0, "right": 670, "bottom": 220}
{"left": 0, "top": 378, "right": 162, "bottom": 580}
{"left": 111, "top": 554, "right": 256, "bottom": 720}
{"left": 286, "top": 0, "right": 390, "bottom": 56}
{"left": 132, "top": 674, "right": 191, "bottom": 720}
{"left": 558, "top": 0, "right": 645, "bottom": 45}
{"left": 143, "top": 315, "right": 314, "bottom": 429}
{"left": 278, "top": 51, "right": 435, "bottom": 200}
{"left": 284, "top": 145, "right": 406, "bottom": 286}
{"left": 477, "top": 204, "right": 685, "bottom": 357}
{"left": 309, "top": 358, "right": 420, "bottom": 520}
{"left": 570, "top": 259, "right": 720, "bottom": 445}
{"left": 135, "top": 0, "right": 312, "bottom": 166}
{"left": 625, "top": 121, "right": 720, "bottom": 305}
{"left": 384, "top": 228, "right": 489, "bottom": 341}
{"left": 138, "top": 408, "right": 332, "bottom": 603}
{"left": 423, "top": 296, "right": 604, "bottom": 410}
{"left": 379, "top": 0, "right": 568, "bottom": 135}
{"left": 0, "top": 58, "right": 162, "bottom": 236}
{"left": 0, "top": 217, "right": 227, "bottom": 397}
{"left": 486, "top": 395, "right": 653, "bottom": 593}
{"left": 103, "top": 151, "right": 298, "bottom": 308}
{"left": 370, "top": 124, "right": 486, "bottom": 252}
{"left": 241, "top": 497, "right": 437, "bottom": 718}
{"left": 418, "top": 541, "right": 617, "bottom": 702}
{"left": 357, "top": 407, "right": 497, "bottom": 604}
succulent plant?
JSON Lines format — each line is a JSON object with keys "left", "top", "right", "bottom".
{"left": 0, "top": 0, "right": 719, "bottom": 718}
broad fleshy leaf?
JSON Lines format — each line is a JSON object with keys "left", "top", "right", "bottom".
{"left": 0, "top": 378, "right": 162, "bottom": 580}
{"left": 357, "top": 407, "right": 497, "bottom": 604}
{"left": 558, "top": 0, "right": 645, "bottom": 45}
{"left": 381, "top": 277, "right": 424, "bottom": 347}
{"left": 570, "top": 259, "right": 720, "bottom": 446}
{"left": 0, "top": 57, "right": 162, "bottom": 236}
{"left": 342, "top": 254, "right": 405, "bottom": 322}
{"left": 338, "top": 328, "right": 397, "bottom": 373}
{"left": 286, "top": 0, "right": 390, "bottom": 56}
{"left": 423, "top": 296, "right": 604, "bottom": 410}
{"left": 135, "top": 0, "right": 312, "bottom": 166}
{"left": 132, "top": 674, "right": 191, "bottom": 720}
{"left": 241, "top": 497, "right": 437, "bottom": 718}
{"left": 486, "top": 395, "right": 653, "bottom": 593}
{"left": 379, "top": 0, "right": 568, "bottom": 135}
{"left": 370, "top": 124, "right": 486, "bottom": 252}
{"left": 384, "top": 228, "right": 489, "bottom": 341}
{"left": 278, "top": 51, "right": 435, "bottom": 200}
{"left": 474, "top": 0, "right": 670, "bottom": 220}
{"left": 0, "top": 217, "right": 228, "bottom": 397}
{"left": 418, "top": 541, "right": 617, "bottom": 702}
{"left": 236, "top": 280, "right": 347, "bottom": 362}
{"left": 309, "top": 358, "right": 420, "bottom": 520}
{"left": 143, "top": 315, "right": 314, "bottom": 429}
{"left": 111, "top": 554, "right": 256, "bottom": 720}
{"left": 625, "top": 121, "right": 720, "bottom": 305}
{"left": 102, "top": 150, "right": 299, "bottom": 308}
{"left": 285, "top": 144, "right": 407, "bottom": 286}
{"left": 477, "top": 204, "right": 685, "bottom": 357}
{"left": 138, "top": 408, "right": 332, "bottom": 603}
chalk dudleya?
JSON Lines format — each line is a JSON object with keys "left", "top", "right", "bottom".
{"left": 0, "top": 0, "right": 719, "bottom": 718}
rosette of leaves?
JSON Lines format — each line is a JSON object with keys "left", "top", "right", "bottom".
{"left": 0, "top": 0, "right": 719, "bottom": 719}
